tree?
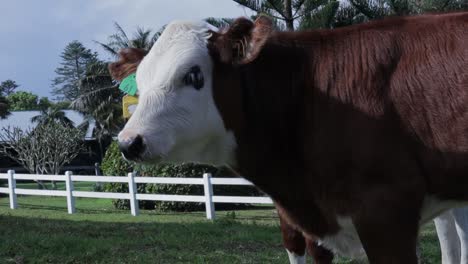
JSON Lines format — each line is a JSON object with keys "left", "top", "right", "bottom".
{"left": 52, "top": 41, "right": 98, "bottom": 101}
{"left": 72, "top": 60, "right": 123, "bottom": 160}
{"left": 0, "top": 123, "right": 85, "bottom": 189}
{"left": 72, "top": 23, "right": 163, "bottom": 159}
{"left": 233, "top": 0, "right": 358, "bottom": 30}
{"left": 38, "top": 97, "right": 52, "bottom": 110}
{"left": 7, "top": 91, "right": 39, "bottom": 111}
{"left": 204, "top": 17, "right": 235, "bottom": 28}
{"left": 53, "top": 101, "right": 71, "bottom": 110}
{"left": 233, "top": 0, "right": 346, "bottom": 30}
{"left": 348, "top": 0, "right": 467, "bottom": 21}
{"left": 31, "top": 107, "right": 74, "bottom": 127}
{"left": 0, "top": 96, "right": 10, "bottom": 119}
{"left": 0, "top": 80, "right": 19, "bottom": 96}
{"left": 96, "top": 22, "right": 161, "bottom": 57}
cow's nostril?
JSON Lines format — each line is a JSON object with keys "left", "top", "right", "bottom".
{"left": 118, "top": 134, "right": 145, "bottom": 160}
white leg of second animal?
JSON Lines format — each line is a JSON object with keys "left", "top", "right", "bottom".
{"left": 286, "top": 250, "right": 306, "bottom": 264}
{"left": 453, "top": 207, "right": 468, "bottom": 264}
{"left": 435, "top": 210, "right": 461, "bottom": 264}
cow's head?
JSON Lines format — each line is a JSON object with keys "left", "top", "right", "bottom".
{"left": 117, "top": 16, "right": 273, "bottom": 166}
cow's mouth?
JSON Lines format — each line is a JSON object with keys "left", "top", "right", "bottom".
{"left": 118, "top": 134, "right": 146, "bottom": 162}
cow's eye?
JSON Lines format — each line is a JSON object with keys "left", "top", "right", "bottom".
{"left": 183, "top": 65, "right": 204, "bottom": 90}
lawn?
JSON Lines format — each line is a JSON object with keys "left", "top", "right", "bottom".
{"left": 0, "top": 193, "right": 442, "bottom": 264}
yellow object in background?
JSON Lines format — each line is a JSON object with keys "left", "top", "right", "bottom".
{"left": 123, "top": 95, "right": 139, "bottom": 119}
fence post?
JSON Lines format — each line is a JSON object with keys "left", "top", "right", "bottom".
{"left": 128, "top": 172, "right": 139, "bottom": 216}
{"left": 65, "top": 171, "right": 75, "bottom": 214}
{"left": 203, "top": 173, "right": 215, "bottom": 220}
{"left": 7, "top": 170, "right": 17, "bottom": 209}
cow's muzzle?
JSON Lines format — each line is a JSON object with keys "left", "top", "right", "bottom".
{"left": 118, "top": 134, "right": 145, "bottom": 161}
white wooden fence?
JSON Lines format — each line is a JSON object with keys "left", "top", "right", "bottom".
{"left": 0, "top": 170, "right": 273, "bottom": 219}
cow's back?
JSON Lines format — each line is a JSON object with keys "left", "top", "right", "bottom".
{"left": 290, "top": 12, "right": 468, "bottom": 215}
{"left": 389, "top": 13, "right": 468, "bottom": 199}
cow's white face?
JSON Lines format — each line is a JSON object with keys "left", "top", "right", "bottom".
{"left": 118, "top": 21, "right": 236, "bottom": 166}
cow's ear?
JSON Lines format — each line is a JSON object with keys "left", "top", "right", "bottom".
{"left": 209, "top": 15, "right": 273, "bottom": 65}
{"left": 108, "top": 48, "right": 147, "bottom": 81}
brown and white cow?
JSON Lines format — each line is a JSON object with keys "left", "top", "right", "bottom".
{"left": 117, "top": 13, "right": 468, "bottom": 263}
{"left": 109, "top": 47, "right": 335, "bottom": 264}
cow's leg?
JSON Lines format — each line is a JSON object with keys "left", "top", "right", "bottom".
{"left": 453, "top": 207, "right": 468, "bottom": 263}
{"left": 353, "top": 197, "right": 421, "bottom": 264}
{"left": 434, "top": 210, "right": 461, "bottom": 264}
{"left": 306, "top": 238, "right": 334, "bottom": 264}
{"left": 279, "top": 214, "right": 306, "bottom": 264}
{"left": 355, "top": 219, "right": 419, "bottom": 263}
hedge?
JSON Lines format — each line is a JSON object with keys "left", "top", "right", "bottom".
{"left": 101, "top": 141, "right": 261, "bottom": 211}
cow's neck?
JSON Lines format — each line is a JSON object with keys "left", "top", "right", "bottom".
{"left": 212, "top": 37, "right": 311, "bottom": 198}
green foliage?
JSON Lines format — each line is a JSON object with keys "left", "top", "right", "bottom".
{"left": 216, "top": 211, "right": 238, "bottom": 226}
{"left": 100, "top": 140, "right": 133, "bottom": 176}
{"left": 234, "top": 0, "right": 467, "bottom": 31}
{"left": 204, "top": 17, "right": 234, "bottom": 28}
{"left": 298, "top": 0, "right": 341, "bottom": 29}
{"left": 101, "top": 141, "right": 261, "bottom": 212}
{"left": 7, "top": 91, "right": 39, "bottom": 111}
{"left": 0, "top": 79, "right": 19, "bottom": 96}
{"left": 348, "top": 0, "right": 467, "bottom": 21}
{"left": 52, "top": 41, "right": 98, "bottom": 101}
{"left": 141, "top": 163, "right": 235, "bottom": 212}
{"left": 72, "top": 60, "right": 124, "bottom": 141}
{"left": 53, "top": 101, "right": 71, "bottom": 110}
{"left": 38, "top": 97, "right": 52, "bottom": 110}
{"left": 5, "top": 92, "right": 63, "bottom": 112}
{"left": 234, "top": 0, "right": 348, "bottom": 30}
{"left": 31, "top": 108, "right": 74, "bottom": 127}
{"left": 95, "top": 22, "right": 161, "bottom": 57}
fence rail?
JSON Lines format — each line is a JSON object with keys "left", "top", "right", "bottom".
{"left": 0, "top": 170, "right": 273, "bottom": 219}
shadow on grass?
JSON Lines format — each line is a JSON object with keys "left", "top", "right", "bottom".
{"left": 0, "top": 214, "right": 286, "bottom": 264}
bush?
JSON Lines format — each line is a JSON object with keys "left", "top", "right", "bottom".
{"left": 100, "top": 140, "right": 133, "bottom": 177}
{"left": 101, "top": 142, "right": 154, "bottom": 209}
{"left": 101, "top": 141, "right": 261, "bottom": 211}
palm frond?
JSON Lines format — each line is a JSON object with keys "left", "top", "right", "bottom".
{"left": 94, "top": 41, "right": 118, "bottom": 57}
{"left": 113, "top": 22, "right": 131, "bottom": 46}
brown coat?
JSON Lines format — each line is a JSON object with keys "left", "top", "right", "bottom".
{"left": 208, "top": 12, "right": 468, "bottom": 263}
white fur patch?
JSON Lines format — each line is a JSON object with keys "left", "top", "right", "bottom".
{"left": 318, "top": 217, "right": 366, "bottom": 259}
{"left": 286, "top": 250, "right": 306, "bottom": 264}
{"left": 317, "top": 197, "right": 467, "bottom": 260}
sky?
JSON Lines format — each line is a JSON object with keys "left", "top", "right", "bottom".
{"left": 0, "top": 0, "right": 254, "bottom": 99}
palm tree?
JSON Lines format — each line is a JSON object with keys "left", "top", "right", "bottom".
{"left": 0, "top": 96, "right": 10, "bottom": 119}
{"left": 71, "top": 60, "right": 124, "bottom": 160}
{"left": 204, "top": 17, "right": 234, "bottom": 28}
{"left": 31, "top": 107, "right": 74, "bottom": 127}
{"left": 95, "top": 22, "right": 162, "bottom": 57}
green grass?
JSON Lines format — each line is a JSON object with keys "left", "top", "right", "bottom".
{"left": 0, "top": 195, "right": 441, "bottom": 264}
{"left": 15, "top": 181, "right": 96, "bottom": 191}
